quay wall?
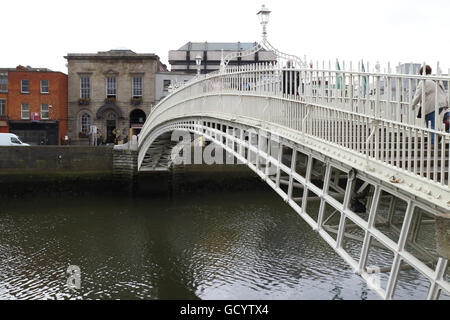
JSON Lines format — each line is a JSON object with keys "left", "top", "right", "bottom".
{"left": 0, "top": 146, "right": 123, "bottom": 197}
{"left": 0, "top": 146, "right": 263, "bottom": 197}
{"left": 0, "top": 146, "right": 114, "bottom": 173}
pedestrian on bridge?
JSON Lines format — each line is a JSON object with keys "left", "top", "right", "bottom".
{"left": 282, "top": 59, "right": 300, "bottom": 96}
{"left": 411, "top": 65, "right": 448, "bottom": 145}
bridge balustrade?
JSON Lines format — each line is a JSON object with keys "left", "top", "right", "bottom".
{"left": 141, "top": 63, "right": 450, "bottom": 189}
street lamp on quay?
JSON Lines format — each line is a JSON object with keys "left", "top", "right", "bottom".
{"left": 195, "top": 55, "right": 202, "bottom": 76}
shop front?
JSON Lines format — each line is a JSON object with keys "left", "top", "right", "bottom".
{"left": 9, "top": 121, "right": 59, "bottom": 145}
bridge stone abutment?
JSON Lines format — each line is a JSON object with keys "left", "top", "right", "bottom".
{"left": 112, "top": 149, "right": 138, "bottom": 192}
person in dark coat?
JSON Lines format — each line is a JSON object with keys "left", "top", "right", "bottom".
{"left": 282, "top": 59, "right": 300, "bottom": 96}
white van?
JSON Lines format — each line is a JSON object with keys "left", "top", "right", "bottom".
{"left": 0, "top": 133, "right": 30, "bottom": 146}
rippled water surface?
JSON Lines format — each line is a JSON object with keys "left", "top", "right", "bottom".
{"left": 0, "top": 190, "right": 434, "bottom": 300}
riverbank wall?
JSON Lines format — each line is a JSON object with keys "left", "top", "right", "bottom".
{"left": 0, "top": 146, "right": 120, "bottom": 197}
{"left": 0, "top": 146, "right": 265, "bottom": 197}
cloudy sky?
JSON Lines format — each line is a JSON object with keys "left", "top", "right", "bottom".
{"left": 2, "top": 0, "right": 449, "bottom": 73}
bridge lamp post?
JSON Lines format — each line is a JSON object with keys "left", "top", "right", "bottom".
{"left": 257, "top": 4, "right": 271, "bottom": 41}
{"left": 195, "top": 55, "right": 202, "bottom": 76}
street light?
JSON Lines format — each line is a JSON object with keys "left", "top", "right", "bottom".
{"left": 195, "top": 55, "right": 202, "bottom": 76}
{"left": 257, "top": 4, "right": 271, "bottom": 40}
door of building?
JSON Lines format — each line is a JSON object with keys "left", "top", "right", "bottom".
{"left": 106, "top": 120, "right": 116, "bottom": 143}
{"left": 105, "top": 112, "right": 117, "bottom": 143}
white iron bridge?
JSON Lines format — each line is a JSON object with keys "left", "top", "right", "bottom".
{"left": 137, "top": 43, "right": 450, "bottom": 299}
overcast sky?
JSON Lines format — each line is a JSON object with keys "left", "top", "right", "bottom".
{"left": 2, "top": 0, "right": 449, "bottom": 74}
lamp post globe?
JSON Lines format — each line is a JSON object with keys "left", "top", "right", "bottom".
{"left": 257, "top": 4, "right": 271, "bottom": 40}
{"left": 195, "top": 55, "right": 202, "bottom": 76}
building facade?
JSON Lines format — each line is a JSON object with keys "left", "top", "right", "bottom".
{"left": 65, "top": 49, "right": 167, "bottom": 143}
{"left": 168, "top": 42, "right": 277, "bottom": 75}
{"left": 0, "top": 66, "right": 68, "bottom": 144}
{"left": 155, "top": 72, "right": 195, "bottom": 103}
{"left": 0, "top": 71, "right": 8, "bottom": 133}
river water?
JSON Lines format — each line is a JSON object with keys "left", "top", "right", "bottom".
{"left": 0, "top": 187, "right": 438, "bottom": 300}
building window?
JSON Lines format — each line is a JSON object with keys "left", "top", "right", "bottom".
{"left": 41, "top": 104, "right": 49, "bottom": 120}
{"left": 106, "top": 77, "right": 116, "bottom": 98}
{"left": 163, "top": 80, "right": 171, "bottom": 91}
{"left": 0, "top": 77, "right": 7, "bottom": 93}
{"left": 133, "top": 77, "right": 142, "bottom": 97}
{"left": 81, "top": 113, "right": 91, "bottom": 134}
{"left": 21, "top": 80, "right": 30, "bottom": 93}
{"left": 40, "top": 80, "right": 49, "bottom": 94}
{"left": 21, "top": 103, "right": 29, "bottom": 119}
{"left": 0, "top": 99, "right": 5, "bottom": 116}
{"left": 80, "top": 77, "right": 90, "bottom": 98}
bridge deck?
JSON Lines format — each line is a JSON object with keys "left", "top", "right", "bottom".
{"left": 137, "top": 62, "right": 450, "bottom": 300}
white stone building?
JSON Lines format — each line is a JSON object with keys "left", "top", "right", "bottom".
{"left": 65, "top": 49, "right": 167, "bottom": 143}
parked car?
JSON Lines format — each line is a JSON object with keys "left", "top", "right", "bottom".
{"left": 0, "top": 133, "right": 30, "bottom": 146}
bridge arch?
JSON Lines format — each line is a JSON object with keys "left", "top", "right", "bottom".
{"left": 136, "top": 63, "right": 450, "bottom": 300}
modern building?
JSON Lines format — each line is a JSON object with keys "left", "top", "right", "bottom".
{"left": 168, "top": 42, "right": 277, "bottom": 75}
{"left": 155, "top": 71, "right": 195, "bottom": 103}
{"left": 64, "top": 49, "right": 167, "bottom": 143}
{"left": 0, "top": 66, "right": 68, "bottom": 145}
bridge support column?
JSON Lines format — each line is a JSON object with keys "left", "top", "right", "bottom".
{"left": 113, "top": 149, "right": 138, "bottom": 192}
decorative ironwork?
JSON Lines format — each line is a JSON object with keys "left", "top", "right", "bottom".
{"left": 220, "top": 4, "right": 308, "bottom": 72}
{"left": 136, "top": 4, "right": 450, "bottom": 301}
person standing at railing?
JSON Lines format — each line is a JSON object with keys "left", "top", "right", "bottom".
{"left": 282, "top": 59, "right": 300, "bottom": 96}
{"left": 242, "top": 76, "right": 250, "bottom": 91}
{"left": 410, "top": 65, "right": 448, "bottom": 145}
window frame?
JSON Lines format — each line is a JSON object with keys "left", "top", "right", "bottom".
{"left": 132, "top": 77, "right": 142, "bottom": 98}
{"left": 21, "top": 79, "right": 30, "bottom": 94}
{"left": 21, "top": 103, "right": 30, "bottom": 119}
{"left": 80, "top": 77, "right": 90, "bottom": 99}
{"left": 0, "top": 99, "right": 5, "bottom": 116}
{"left": 81, "top": 113, "right": 91, "bottom": 134}
{"left": 40, "top": 79, "right": 49, "bottom": 94}
{"left": 0, "top": 76, "right": 7, "bottom": 93}
{"left": 163, "top": 79, "right": 171, "bottom": 91}
{"left": 106, "top": 77, "right": 116, "bottom": 98}
{"left": 41, "top": 103, "right": 49, "bottom": 120}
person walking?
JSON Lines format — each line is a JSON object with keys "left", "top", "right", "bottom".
{"left": 89, "top": 125, "right": 98, "bottom": 146}
{"left": 411, "top": 65, "right": 448, "bottom": 145}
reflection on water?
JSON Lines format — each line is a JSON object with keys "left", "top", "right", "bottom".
{"left": 0, "top": 190, "right": 432, "bottom": 300}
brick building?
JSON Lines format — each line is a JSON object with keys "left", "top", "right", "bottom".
{"left": 0, "top": 70, "right": 8, "bottom": 133}
{"left": 0, "top": 66, "right": 68, "bottom": 144}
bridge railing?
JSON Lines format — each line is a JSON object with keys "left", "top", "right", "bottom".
{"left": 141, "top": 62, "right": 450, "bottom": 188}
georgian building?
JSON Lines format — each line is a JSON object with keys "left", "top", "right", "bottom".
{"left": 0, "top": 66, "right": 67, "bottom": 144}
{"left": 65, "top": 49, "right": 167, "bottom": 143}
